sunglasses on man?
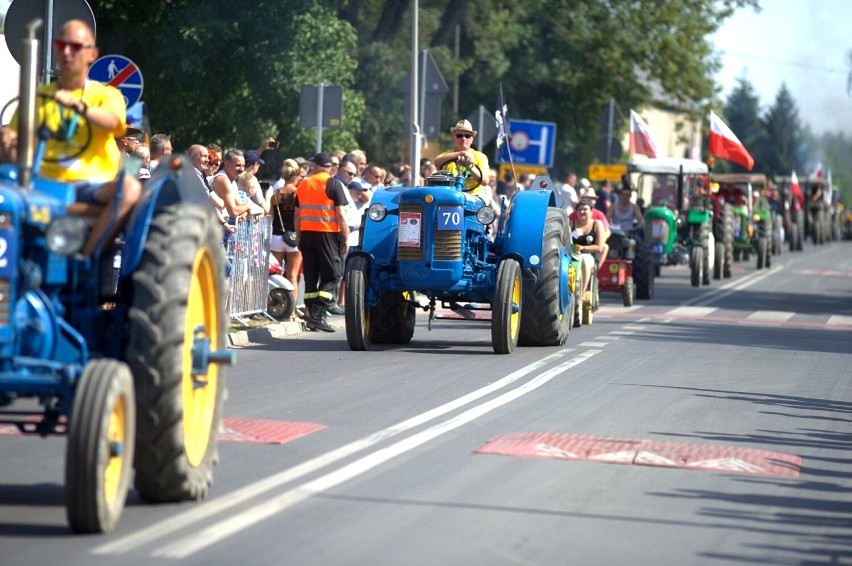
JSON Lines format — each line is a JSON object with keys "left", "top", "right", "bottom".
{"left": 455, "top": 133, "right": 473, "bottom": 139}
{"left": 54, "top": 40, "right": 94, "bottom": 54}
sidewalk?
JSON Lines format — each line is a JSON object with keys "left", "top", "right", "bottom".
{"left": 227, "top": 311, "right": 347, "bottom": 347}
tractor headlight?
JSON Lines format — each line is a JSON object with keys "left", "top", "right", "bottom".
{"left": 476, "top": 205, "right": 496, "bottom": 225}
{"left": 367, "top": 203, "right": 387, "bottom": 222}
{"left": 46, "top": 216, "right": 87, "bottom": 255}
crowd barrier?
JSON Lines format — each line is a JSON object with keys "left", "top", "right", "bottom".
{"left": 224, "top": 214, "right": 272, "bottom": 324}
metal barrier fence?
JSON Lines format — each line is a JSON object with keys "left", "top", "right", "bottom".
{"left": 225, "top": 214, "right": 272, "bottom": 324}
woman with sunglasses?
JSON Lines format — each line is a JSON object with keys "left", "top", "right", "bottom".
{"left": 571, "top": 199, "right": 604, "bottom": 304}
{"left": 433, "top": 119, "right": 491, "bottom": 195}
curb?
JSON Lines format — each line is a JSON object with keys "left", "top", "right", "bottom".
{"left": 227, "top": 315, "right": 347, "bottom": 347}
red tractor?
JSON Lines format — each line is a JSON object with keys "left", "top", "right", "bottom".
{"left": 598, "top": 225, "right": 654, "bottom": 307}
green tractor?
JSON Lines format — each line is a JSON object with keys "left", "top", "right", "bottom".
{"left": 711, "top": 173, "right": 771, "bottom": 270}
{"left": 629, "top": 158, "right": 713, "bottom": 287}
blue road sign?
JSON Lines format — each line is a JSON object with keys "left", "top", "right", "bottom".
{"left": 88, "top": 55, "right": 144, "bottom": 108}
{"left": 495, "top": 119, "right": 557, "bottom": 167}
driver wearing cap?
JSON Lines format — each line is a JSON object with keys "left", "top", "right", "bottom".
{"left": 433, "top": 119, "right": 491, "bottom": 195}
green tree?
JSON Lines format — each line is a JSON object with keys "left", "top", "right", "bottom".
{"left": 760, "top": 83, "right": 802, "bottom": 177}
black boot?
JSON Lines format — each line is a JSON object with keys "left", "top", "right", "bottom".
{"left": 305, "top": 307, "right": 335, "bottom": 332}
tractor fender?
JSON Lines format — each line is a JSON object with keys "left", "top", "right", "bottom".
{"left": 687, "top": 209, "right": 711, "bottom": 224}
{"left": 120, "top": 154, "right": 215, "bottom": 274}
{"left": 501, "top": 188, "right": 555, "bottom": 269}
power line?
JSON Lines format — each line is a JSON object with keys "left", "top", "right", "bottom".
{"left": 719, "top": 50, "right": 847, "bottom": 74}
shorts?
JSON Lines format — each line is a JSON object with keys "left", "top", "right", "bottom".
{"left": 75, "top": 181, "right": 109, "bottom": 204}
{"left": 270, "top": 234, "right": 298, "bottom": 254}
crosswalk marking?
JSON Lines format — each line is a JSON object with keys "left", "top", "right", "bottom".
{"left": 827, "top": 315, "right": 852, "bottom": 327}
{"left": 746, "top": 311, "right": 795, "bottom": 322}
{"left": 667, "top": 306, "right": 718, "bottom": 317}
{"left": 578, "top": 342, "right": 610, "bottom": 348}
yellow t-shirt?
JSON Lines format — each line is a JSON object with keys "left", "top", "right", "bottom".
{"left": 437, "top": 149, "right": 491, "bottom": 196}
{"left": 12, "top": 80, "right": 126, "bottom": 182}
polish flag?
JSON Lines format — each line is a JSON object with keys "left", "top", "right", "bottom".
{"left": 810, "top": 162, "right": 824, "bottom": 179}
{"left": 709, "top": 111, "right": 754, "bottom": 170}
{"left": 629, "top": 110, "right": 659, "bottom": 158}
{"left": 790, "top": 170, "right": 804, "bottom": 208}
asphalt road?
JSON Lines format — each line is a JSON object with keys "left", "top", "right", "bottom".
{"left": 2, "top": 240, "right": 851, "bottom": 566}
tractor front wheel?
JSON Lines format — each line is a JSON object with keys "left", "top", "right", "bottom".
{"left": 492, "top": 259, "right": 522, "bottom": 354}
{"left": 344, "top": 256, "right": 372, "bottom": 351}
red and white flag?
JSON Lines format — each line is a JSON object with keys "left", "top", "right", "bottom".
{"left": 810, "top": 162, "right": 824, "bottom": 179}
{"left": 629, "top": 110, "right": 659, "bottom": 158}
{"left": 709, "top": 111, "right": 754, "bottom": 170}
{"left": 790, "top": 170, "right": 803, "bottom": 207}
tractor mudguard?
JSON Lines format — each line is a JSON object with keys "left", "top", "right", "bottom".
{"left": 687, "top": 209, "right": 711, "bottom": 225}
{"left": 501, "top": 189, "right": 553, "bottom": 268}
{"left": 120, "top": 155, "right": 217, "bottom": 275}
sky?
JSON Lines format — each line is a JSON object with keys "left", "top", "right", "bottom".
{"left": 710, "top": 0, "right": 852, "bottom": 135}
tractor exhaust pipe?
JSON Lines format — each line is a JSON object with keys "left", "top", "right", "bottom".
{"left": 16, "top": 18, "right": 43, "bottom": 189}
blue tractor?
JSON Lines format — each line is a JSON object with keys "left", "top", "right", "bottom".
{"left": 344, "top": 170, "right": 577, "bottom": 354}
{"left": 0, "top": 21, "right": 233, "bottom": 533}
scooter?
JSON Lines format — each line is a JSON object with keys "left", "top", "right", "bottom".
{"left": 267, "top": 255, "right": 295, "bottom": 320}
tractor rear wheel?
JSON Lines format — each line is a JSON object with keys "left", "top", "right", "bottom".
{"left": 634, "top": 237, "right": 654, "bottom": 300}
{"left": 66, "top": 359, "right": 135, "bottom": 533}
{"left": 519, "top": 209, "right": 571, "bottom": 346}
{"left": 128, "top": 205, "right": 226, "bottom": 503}
{"left": 492, "top": 259, "right": 521, "bottom": 354}
{"left": 622, "top": 276, "right": 635, "bottom": 307}
{"left": 344, "top": 256, "right": 371, "bottom": 350}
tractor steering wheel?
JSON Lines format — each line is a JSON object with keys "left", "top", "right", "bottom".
{"left": 0, "top": 94, "right": 93, "bottom": 164}
{"left": 443, "top": 160, "right": 484, "bottom": 192}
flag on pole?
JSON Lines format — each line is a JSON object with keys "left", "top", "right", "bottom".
{"left": 708, "top": 111, "right": 754, "bottom": 170}
{"left": 809, "top": 162, "right": 824, "bottom": 179}
{"left": 790, "top": 170, "right": 803, "bottom": 208}
{"left": 629, "top": 110, "right": 659, "bottom": 158}
{"left": 495, "top": 83, "right": 509, "bottom": 149}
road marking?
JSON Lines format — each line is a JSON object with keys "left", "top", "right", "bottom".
{"left": 608, "top": 330, "right": 635, "bottom": 336}
{"left": 746, "top": 311, "right": 795, "bottom": 323}
{"left": 597, "top": 305, "right": 644, "bottom": 314}
{"left": 578, "top": 341, "right": 610, "bottom": 348}
{"left": 827, "top": 315, "right": 852, "bottom": 327}
{"left": 93, "top": 349, "right": 576, "bottom": 556}
{"left": 688, "top": 266, "right": 780, "bottom": 307}
{"left": 622, "top": 324, "right": 647, "bottom": 331}
{"left": 151, "top": 351, "right": 602, "bottom": 559}
{"left": 667, "top": 306, "right": 717, "bottom": 317}
{"left": 595, "top": 335, "right": 621, "bottom": 341}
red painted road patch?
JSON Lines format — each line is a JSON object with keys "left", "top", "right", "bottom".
{"left": 220, "top": 417, "right": 325, "bottom": 444}
{"left": 476, "top": 432, "right": 801, "bottom": 478}
{"left": 0, "top": 417, "right": 326, "bottom": 446}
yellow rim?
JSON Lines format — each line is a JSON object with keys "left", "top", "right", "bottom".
{"left": 182, "top": 247, "right": 220, "bottom": 467}
{"left": 509, "top": 273, "right": 521, "bottom": 337}
{"left": 103, "top": 393, "right": 126, "bottom": 504}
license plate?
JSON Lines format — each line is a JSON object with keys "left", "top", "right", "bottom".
{"left": 0, "top": 227, "right": 16, "bottom": 279}
{"left": 398, "top": 212, "right": 421, "bottom": 247}
{"left": 437, "top": 206, "right": 463, "bottom": 230}
{"left": 652, "top": 243, "right": 665, "bottom": 254}
{"left": 651, "top": 221, "right": 666, "bottom": 239}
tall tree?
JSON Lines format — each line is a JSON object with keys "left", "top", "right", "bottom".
{"left": 760, "top": 83, "right": 802, "bottom": 177}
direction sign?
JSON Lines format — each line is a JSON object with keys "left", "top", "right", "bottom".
{"left": 495, "top": 119, "right": 556, "bottom": 167}
{"left": 88, "top": 55, "right": 143, "bottom": 108}
{"left": 588, "top": 163, "right": 627, "bottom": 182}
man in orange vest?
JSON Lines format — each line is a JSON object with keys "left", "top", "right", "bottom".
{"left": 295, "top": 152, "right": 351, "bottom": 332}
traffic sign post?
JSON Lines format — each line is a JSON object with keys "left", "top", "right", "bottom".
{"left": 88, "top": 55, "right": 143, "bottom": 109}
{"left": 495, "top": 119, "right": 556, "bottom": 167}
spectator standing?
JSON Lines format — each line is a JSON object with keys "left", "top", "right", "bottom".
{"left": 345, "top": 150, "right": 369, "bottom": 189}
{"left": 148, "top": 133, "right": 172, "bottom": 171}
{"left": 295, "top": 152, "right": 350, "bottom": 332}
{"left": 555, "top": 172, "right": 579, "bottom": 217}
{"left": 270, "top": 159, "right": 303, "bottom": 308}
{"left": 188, "top": 144, "right": 233, "bottom": 231}
{"left": 117, "top": 126, "right": 142, "bottom": 156}
{"left": 243, "top": 149, "right": 265, "bottom": 178}
{"left": 132, "top": 143, "right": 151, "bottom": 180}
{"left": 596, "top": 179, "right": 613, "bottom": 216}
{"left": 206, "top": 143, "right": 223, "bottom": 179}
{"left": 211, "top": 149, "right": 264, "bottom": 225}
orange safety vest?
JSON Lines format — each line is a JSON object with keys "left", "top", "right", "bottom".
{"left": 297, "top": 172, "right": 341, "bottom": 233}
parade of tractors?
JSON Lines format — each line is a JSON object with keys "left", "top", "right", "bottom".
{"left": 0, "top": 13, "right": 847, "bottom": 540}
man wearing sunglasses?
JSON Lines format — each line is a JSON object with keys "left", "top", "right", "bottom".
{"left": 0, "top": 19, "right": 141, "bottom": 257}
{"left": 433, "top": 119, "right": 491, "bottom": 195}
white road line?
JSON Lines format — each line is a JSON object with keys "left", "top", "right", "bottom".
{"left": 622, "top": 325, "right": 647, "bottom": 331}
{"left": 688, "top": 266, "right": 781, "bottom": 307}
{"left": 667, "top": 306, "right": 718, "bottom": 317}
{"left": 596, "top": 335, "right": 621, "bottom": 341}
{"left": 746, "top": 311, "right": 795, "bottom": 322}
{"left": 608, "top": 330, "right": 635, "bottom": 336}
{"left": 93, "top": 349, "right": 573, "bottom": 556}
{"left": 578, "top": 341, "right": 610, "bottom": 348}
{"left": 827, "top": 315, "right": 852, "bottom": 326}
{"left": 152, "top": 350, "right": 602, "bottom": 559}
{"left": 597, "top": 305, "right": 644, "bottom": 313}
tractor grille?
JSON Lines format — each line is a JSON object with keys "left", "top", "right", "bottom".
{"left": 398, "top": 204, "right": 423, "bottom": 260}
{"left": 434, "top": 229, "right": 461, "bottom": 260}
{"left": 0, "top": 279, "right": 9, "bottom": 326}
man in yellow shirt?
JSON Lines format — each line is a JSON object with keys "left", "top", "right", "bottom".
{"left": 433, "top": 119, "right": 491, "bottom": 195}
{"left": 0, "top": 19, "right": 141, "bottom": 256}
